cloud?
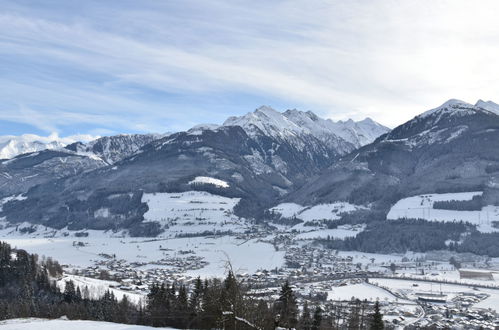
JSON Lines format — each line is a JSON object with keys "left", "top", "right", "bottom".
{"left": 1, "top": 0, "right": 499, "bottom": 133}
{"left": 0, "top": 131, "right": 98, "bottom": 145}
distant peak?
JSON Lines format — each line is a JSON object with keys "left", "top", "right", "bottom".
{"left": 475, "top": 99, "right": 499, "bottom": 115}
{"left": 187, "top": 123, "right": 220, "bottom": 135}
{"left": 254, "top": 105, "right": 278, "bottom": 114}
{"left": 358, "top": 117, "right": 375, "bottom": 123}
{"left": 475, "top": 99, "right": 499, "bottom": 107}
{"left": 438, "top": 99, "right": 471, "bottom": 109}
{"left": 420, "top": 99, "right": 474, "bottom": 119}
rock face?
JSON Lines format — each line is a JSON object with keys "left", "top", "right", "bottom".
{"left": 0, "top": 106, "right": 389, "bottom": 235}
{"left": 65, "top": 133, "right": 165, "bottom": 165}
{"left": 286, "top": 99, "right": 499, "bottom": 211}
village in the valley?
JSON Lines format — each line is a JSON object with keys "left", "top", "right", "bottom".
{"left": 2, "top": 188, "right": 499, "bottom": 329}
{"left": 62, "top": 228, "right": 499, "bottom": 329}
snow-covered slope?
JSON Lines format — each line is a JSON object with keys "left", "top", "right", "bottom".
{"left": 223, "top": 106, "right": 389, "bottom": 149}
{"left": 413, "top": 98, "right": 499, "bottom": 127}
{"left": 141, "top": 191, "right": 249, "bottom": 237}
{"left": 270, "top": 202, "right": 365, "bottom": 222}
{"left": 0, "top": 133, "right": 96, "bottom": 159}
{"left": 0, "top": 318, "right": 167, "bottom": 330}
{"left": 387, "top": 192, "right": 499, "bottom": 233}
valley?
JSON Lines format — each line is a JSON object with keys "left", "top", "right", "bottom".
{"left": 2, "top": 185, "right": 499, "bottom": 328}
{"left": 2, "top": 101, "right": 499, "bottom": 328}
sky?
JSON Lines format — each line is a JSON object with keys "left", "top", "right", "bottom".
{"left": 1, "top": 0, "right": 499, "bottom": 138}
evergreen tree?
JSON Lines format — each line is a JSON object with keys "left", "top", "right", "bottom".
{"left": 63, "top": 280, "right": 76, "bottom": 303}
{"left": 312, "top": 306, "right": 323, "bottom": 330}
{"left": 299, "top": 301, "right": 312, "bottom": 330}
{"left": 189, "top": 276, "right": 203, "bottom": 312}
{"left": 369, "top": 301, "right": 384, "bottom": 330}
{"left": 275, "top": 280, "right": 298, "bottom": 329}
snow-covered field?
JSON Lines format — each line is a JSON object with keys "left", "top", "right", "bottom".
{"left": 142, "top": 191, "right": 249, "bottom": 236}
{"left": 327, "top": 282, "right": 398, "bottom": 302}
{"left": 270, "top": 202, "right": 365, "bottom": 222}
{"left": 387, "top": 192, "right": 499, "bottom": 232}
{"left": 0, "top": 318, "right": 167, "bottom": 330}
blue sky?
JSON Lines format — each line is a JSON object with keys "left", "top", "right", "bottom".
{"left": 1, "top": 0, "right": 499, "bottom": 138}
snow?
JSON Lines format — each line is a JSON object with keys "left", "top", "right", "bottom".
{"left": 187, "top": 124, "right": 220, "bottom": 135}
{"left": 473, "top": 293, "right": 499, "bottom": 312}
{"left": 58, "top": 275, "right": 144, "bottom": 304}
{"left": 416, "top": 99, "right": 499, "bottom": 125}
{"left": 0, "top": 318, "right": 166, "bottom": 329}
{"left": 0, "top": 190, "right": 284, "bottom": 278}
{"left": 141, "top": 191, "right": 247, "bottom": 236}
{"left": 327, "top": 282, "right": 398, "bottom": 302}
{"left": 183, "top": 236, "right": 285, "bottom": 278}
{"left": 0, "top": 235, "right": 284, "bottom": 279}
{"left": 188, "top": 176, "right": 229, "bottom": 188}
{"left": 0, "top": 195, "right": 27, "bottom": 211}
{"left": 419, "top": 99, "right": 475, "bottom": 120}
{"left": 223, "top": 106, "right": 389, "bottom": 148}
{"left": 336, "top": 251, "right": 409, "bottom": 266}
{"left": 94, "top": 208, "right": 110, "bottom": 218}
{"left": 271, "top": 202, "right": 365, "bottom": 222}
{"left": 475, "top": 99, "right": 499, "bottom": 116}
{"left": 0, "top": 133, "right": 96, "bottom": 160}
{"left": 371, "top": 278, "right": 499, "bottom": 312}
{"left": 387, "top": 192, "right": 499, "bottom": 232}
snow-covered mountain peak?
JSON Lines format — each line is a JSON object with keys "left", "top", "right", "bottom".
{"left": 254, "top": 105, "right": 279, "bottom": 115}
{"left": 414, "top": 98, "right": 499, "bottom": 127}
{"left": 0, "top": 133, "right": 97, "bottom": 159}
{"left": 224, "top": 106, "right": 303, "bottom": 138}
{"left": 187, "top": 123, "right": 221, "bottom": 135}
{"left": 224, "top": 106, "right": 389, "bottom": 148}
{"left": 420, "top": 99, "right": 474, "bottom": 119}
{"left": 475, "top": 99, "right": 499, "bottom": 116}
{"left": 357, "top": 117, "right": 377, "bottom": 125}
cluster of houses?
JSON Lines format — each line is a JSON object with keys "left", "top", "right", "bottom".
{"left": 411, "top": 301, "right": 498, "bottom": 329}
{"left": 74, "top": 252, "right": 208, "bottom": 292}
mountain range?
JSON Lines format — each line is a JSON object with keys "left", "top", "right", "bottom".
{"left": 1, "top": 100, "right": 498, "bottom": 240}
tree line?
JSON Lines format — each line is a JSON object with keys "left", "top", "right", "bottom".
{"left": 319, "top": 219, "right": 469, "bottom": 254}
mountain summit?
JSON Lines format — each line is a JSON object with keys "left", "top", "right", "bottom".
{"left": 224, "top": 106, "right": 389, "bottom": 149}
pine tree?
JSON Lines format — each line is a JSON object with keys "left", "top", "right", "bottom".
{"left": 275, "top": 280, "right": 298, "bottom": 329}
{"left": 189, "top": 276, "right": 203, "bottom": 312}
{"left": 63, "top": 280, "right": 76, "bottom": 303}
{"left": 117, "top": 295, "right": 131, "bottom": 324}
{"left": 299, "top": 301, "right": 312, "bottom": 330}
{"left": 369, "top": 301, "right": 384, "bottom": 330}
{"left": 312, "top": 306, "right": 322, "bottom": 330}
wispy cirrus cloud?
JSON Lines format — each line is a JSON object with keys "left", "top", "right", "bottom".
{"left": 1, "top": 0, "right": 499, "bottom": 137}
